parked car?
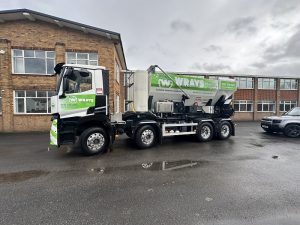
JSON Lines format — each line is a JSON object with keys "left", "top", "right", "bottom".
{"left": 261, "top": 107, "right": 300, "bottom": 137}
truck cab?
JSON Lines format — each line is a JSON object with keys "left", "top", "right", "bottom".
{"left": 50, "top": 64, "right": 112, "bottom": 155}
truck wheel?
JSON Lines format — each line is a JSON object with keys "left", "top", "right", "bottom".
{"left": 283, "top": 124, "right": 300, "bottom": 138}
{"left": 218, "top": 121, "right": 232, "bottom": 140}
{"left": 81, "top": 127, "right": 108, "bottom": 155}
{"left": 196, "top": 122, "right": 214, "bottom": 142}
{"left": 135, "top": 125, "right": 157, "bottom": 149}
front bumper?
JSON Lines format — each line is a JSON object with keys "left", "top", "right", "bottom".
{"left": 260, "top": 120, "right": 282, "bottom": 132}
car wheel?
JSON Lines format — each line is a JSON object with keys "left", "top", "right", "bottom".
{"left": 196, "top": 122, "right": 214, "bottom": 142}
{"left": 81, "top": 127, "right": 108, "bottom": 155}
{"left": 283, "top": 124, "right": 300, "bottom": 138}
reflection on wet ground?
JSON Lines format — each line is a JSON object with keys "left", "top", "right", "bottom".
{"left": 0, "top": 160, "right": 209, "bottom": 182}
{"left": 0, "top": 170, "right": 49, "bottom": 183}
{"left": 89, "top": 159, "right": 209, "bottom": 174}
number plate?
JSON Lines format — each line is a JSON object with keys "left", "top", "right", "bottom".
{"left": 262, "top": 125, "right": 269, "bottom": 129}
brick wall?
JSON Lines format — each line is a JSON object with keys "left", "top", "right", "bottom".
{"left": 257, "top": 90, "right": 276, "bottom": 100}
{"left": 234, "top": 89, "right": 254, "bottom": 100}
{"left": 280, "top": 90, "right": 298, "bottom": 100}
{"left": 0, "top": 19, "right": 125, "bottom": 132}
{"left": 232, "top": 112, "right": 253, "bottom": 121}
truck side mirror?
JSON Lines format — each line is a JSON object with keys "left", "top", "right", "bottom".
{"left": 54, "top": 63, "right": 65, "bottom": 74}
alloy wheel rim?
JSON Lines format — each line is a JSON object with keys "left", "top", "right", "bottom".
{"left": 201, "top": 126, "right": 211, "bottom": 139}
{"left": 287, "top": 126, "right": 300, "bottom": 137}
{"left": 141, "top": 129, "right": 154, "bottom": 145}
{"left": 221, "top": 124, "right": 230, "bottom": 137}
{"left": 87, "top": 133, "right": 105, "bottom": 151}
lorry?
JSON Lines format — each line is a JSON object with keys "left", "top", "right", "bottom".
{"left": 50, "top": 64, "right": 237, "bottom": 155}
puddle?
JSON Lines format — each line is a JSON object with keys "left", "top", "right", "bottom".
{"left": 89, "top": 160, "right": 208, "bottom": 174}
{"left": 0, "top": 170, "right": 50, "bottom": 183}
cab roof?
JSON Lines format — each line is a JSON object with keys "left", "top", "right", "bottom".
{"left": 64, "top": 64, "right": 106, "bottom": 70}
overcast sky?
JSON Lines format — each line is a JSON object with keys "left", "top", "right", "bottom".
{"left": 1, "top": 0, "right": 300, "bottom": 76}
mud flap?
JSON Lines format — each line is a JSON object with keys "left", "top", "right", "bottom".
{"left": 50, "top": 119, "right": 58, "bottom": 146}
{"left": 109, "top": 125, "right": 116, "bottom": 151}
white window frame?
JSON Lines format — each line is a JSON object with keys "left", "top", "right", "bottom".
{"left": 115, "top": 60, "right": 120, "bottom": 83}
{"left": 0, "top": 91, "right": 2, "bottom": 114}
{"left": 65, "top": 52, "right": 98, "bottom": 66}
{"left": 257, "top": 101, "right": 276, "bottom": 112}
{"left": 233, "top": 100, "right": 253, "bottom": 112}
{"left": 12, "top": 49, "right": 55, "bottom": 75}
{"left": 280, "top": 79, "right": 298, "bottom": 90}
{"left": 258, "top": 78, "right": 276, "bottom": 90}
{"left": 13, "top": 90, "right": 55, "bottom": 114}
{"left": 280, "top": 100, "right": 297, "bottom": 112}
{"left": 236, "top": 77, "right": 253, "bottom": 89}
{"left": 115, "top": 94, "right": 120, "bottom": 113}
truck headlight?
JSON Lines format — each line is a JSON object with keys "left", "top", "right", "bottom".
{"left": 272, "top": 119, "right": 282, "bottom": 123}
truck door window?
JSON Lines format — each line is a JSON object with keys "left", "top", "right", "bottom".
{"left": 65, "top": 70, "right": 92, "bottom": 93}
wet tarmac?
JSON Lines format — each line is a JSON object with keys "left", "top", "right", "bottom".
{"left": 0, "top": 122, "right": 299, "bottom": 225}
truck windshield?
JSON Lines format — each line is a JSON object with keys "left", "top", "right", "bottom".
{"left": 285, "top": 107, "right": 300, "bottom": 116}
{"left": 64, "top": 69, "right": 92, "bottom": 93}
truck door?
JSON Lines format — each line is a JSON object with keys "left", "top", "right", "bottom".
{"left": 58, "top": 69, "right": 96, "bottom": 118}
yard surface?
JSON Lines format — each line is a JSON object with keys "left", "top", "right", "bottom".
{"left": 0, "top": 122, "right": 299, "bottom": 225}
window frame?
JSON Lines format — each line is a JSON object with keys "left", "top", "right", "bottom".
{"left": 115, "top": 94, "right": 120, "bottom": 113}
{"left": 257, "top": 101, "right": 276, "bottom": 112}
{"left": 258, "top": 78, "right": 276, "bottom": 90}
{"left": 13, "top": 90, "right": 55, "bottom": 115}
{"left": 280, "top": 79, "right": 298, "bottom": 90}
{"left": 279, "top": 100, "right": 297, "bottom": 112}
{"left": 115, "top": 60, "right": 120, "bottom": 83}
{"left": 65, "top": 52, "right": 98, "bottom": 66}
{"left": 0, "top": 91, "right": 2, "bottom": 114}
{"left": 236, "top": 77, "right": 254, "bottom": 89}
{"left": 233, "top": 100, "right": 253, "bottom": 112}
{"left": 12, "top": 49, "right": 56, "bottom": 75}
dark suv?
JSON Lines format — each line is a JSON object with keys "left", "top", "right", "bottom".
{"left": 261, "top": 107, "right": 300, "bottom": 137}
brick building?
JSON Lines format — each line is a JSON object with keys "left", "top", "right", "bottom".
{"left": 0, "top": 9, "right": 126, "bottom": 132}
{"left": 210, "top": 74, "right": 300, "bottom": 121}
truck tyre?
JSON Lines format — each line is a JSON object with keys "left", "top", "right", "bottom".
{"left": 135, "top": 125, "right": 157, "bottom": 149}
{"left": 218, "top": 121, "right": 232, "bottom": 140}
{"left": 81, "top": 127, "right": 108, "bottom": 155}
{"left": 283, "top": 124, "right": 300, "bottom": 138}
{"left": 196, "top": 122, "right": 214, "bottom": 142}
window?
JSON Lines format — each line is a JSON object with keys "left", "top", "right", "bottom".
{"left": 64, "top": 70, "right": 92, "bottom": 94}
{"left": 280, "top": 79, "right": 298, "bottom": 90}
{"left": 280, "top": 101, "right": 297, "bottom": 112}
{"left": 233, "top": 100, "right": 253, "bottom": 112}
{"left": 14, "top": 90, "right": 56, "bottom": 114}
{"left": 258, "top": 78, "right": 276, "bottom": 89}
{"left": 115, "top": 94, "right": 120, "bottom": 113}
{"left": 66, "top": 52, "right": 98, "bottom": 65}
{"left": 115, "top": 61, "right": 120, "bottom": 83}
{"left": 0, "top": 91, "right": 2, "bottom": 113}
{"left": 236, "top": 77, "right": 253, "bottom": 89}
{"left": 257, "top": 101, "right": 276, "bottom": 112}
{"left": 12, "top": 49, "right": 55, "bottom": 74}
